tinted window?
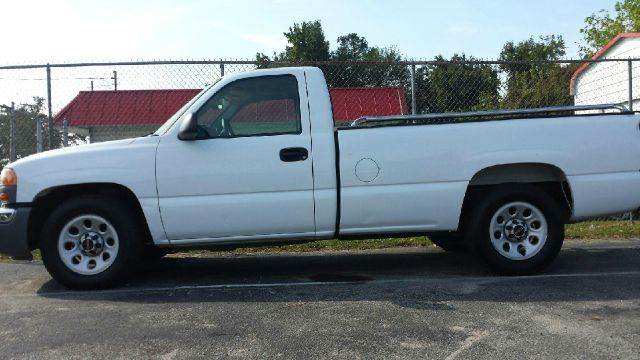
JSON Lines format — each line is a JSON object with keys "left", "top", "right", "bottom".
{"left": 195, "top": 75, "right": 301, "bottom": 139}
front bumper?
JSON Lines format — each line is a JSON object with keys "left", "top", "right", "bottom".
{"left": 0, "top": 206, "right": 31, "bottom": 258}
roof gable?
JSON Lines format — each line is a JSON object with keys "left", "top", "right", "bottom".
{"left": 570, "top": 32, "right": 640, "bottom": 94}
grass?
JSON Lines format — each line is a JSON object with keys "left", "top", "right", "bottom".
{"left": 183, "top": 237, "right": 432, "bottom": 257}
{"left": 1, "top": 220, "right": 639, "bottom": 262}
{"left": 565, "top": 220, "right": 640, "bottom": 239}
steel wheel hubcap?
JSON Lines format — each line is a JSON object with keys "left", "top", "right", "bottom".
{"left": 79, "top": 231, "right": 104, "bottom": 256}
{"left": 489, "top": 202, "right": 547, "bottom": 260}
{"left": 58, "top": 215, "right": 119, "bottom": 275}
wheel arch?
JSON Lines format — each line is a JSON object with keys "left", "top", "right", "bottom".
{"left": 460, "top": 163, "right": 574, "bottom": 229}
{"left": 27, "top": 183, "right": 152, "bottom": 251}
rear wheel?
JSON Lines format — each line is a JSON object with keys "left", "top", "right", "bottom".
{"left": 465, "top": 184, "right": 564, "bottom": 275}
{"left": 40, "top": 196, "right": 143, "bottom": 289}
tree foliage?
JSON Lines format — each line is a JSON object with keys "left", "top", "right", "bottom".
{"left": 281, "top": 20, "right": 331, "bottom": 62}
{"left": 580, "top": 0, "right": 640, "bottom": 57}
{"left": 415, "top": 54, "right": 500, "bottom": 113}
{"left": 499, "top": 35, "right": 575, "bottom": 108}
{"left": 256, "top": 20, "right": 330, "bottom": 65}
{"left": 500, "top": 35, "right": 565, "bottom": 72}
{"left": 325, "top": 33, "right": 408, "bottom": 88}
{"left": 254, "top": 21, "right": 578, "bottom": 114}
{"left": 256, "top": 24, "right": 409, "bottom": 88}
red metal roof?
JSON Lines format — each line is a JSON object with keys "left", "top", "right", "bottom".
{"left": 55, "top": 87, "right": 408, "bottom": 127}
{"left": 54, "top": 89, "right": 201, "bottom": 126}
{"left": 570, "top": 32, "right": 640, "bottom": 95}
{"left": 330, "top": 87, "right": 408, "bottom": 122}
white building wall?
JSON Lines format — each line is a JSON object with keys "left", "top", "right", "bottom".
{"left": 87, "top": 125, "right": 159, "bottom": 143}
{"left": 574, "top": 37, "right": 640, "bottom": 112}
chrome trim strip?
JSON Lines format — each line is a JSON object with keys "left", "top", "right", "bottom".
{"left": 350, "top": 104, "right": 630, "bottom": 127}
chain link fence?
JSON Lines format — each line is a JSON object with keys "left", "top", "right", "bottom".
{"left": 0, "top": 58, "right": 638, "bottom": 219}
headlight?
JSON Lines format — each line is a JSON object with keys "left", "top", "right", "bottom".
{"left": 0, "top": 168, "right": 17, "bottom": 186}
{"left": 0, "top": 168, "right": 16, "bottom": 203}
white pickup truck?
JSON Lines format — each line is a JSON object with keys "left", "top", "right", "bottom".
{"left": 1, "top": 67, "right": 639, "bottom": 289}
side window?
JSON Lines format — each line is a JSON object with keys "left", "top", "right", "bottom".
{"left": 195, "top": 75, "right": 302, "bottom": 139}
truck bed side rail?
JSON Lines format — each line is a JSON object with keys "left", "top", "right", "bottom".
{"left": 348, "top": 104, "right": 631, "bottom": 128}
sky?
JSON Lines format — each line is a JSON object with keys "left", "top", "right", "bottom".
{"left": 0, "top": 0, "right": 617, "bottom": 64}
{"left": 0, "top": 0, "right": 619, "bottom": 111}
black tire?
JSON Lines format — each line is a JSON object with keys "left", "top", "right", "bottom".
{"left": 40, "top": 195, "right": 143, "bottom": 289}
{"left": 464, "top": 184, "right": 565, "bottom": 275}
{"left": 428, "top": 233, "right": 468, "bottom": 253}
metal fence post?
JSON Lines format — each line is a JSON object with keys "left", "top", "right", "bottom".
{"left": 36, "top": 118, "right": 43, "bottom": 153}
{"left": 220, "top": 63, "right": 225, "bottom": 77}
{"left": 9, "top": 102, "right": 16, "bottom": 162}
{"left": 410, "top": 63, "right": 417, "bottom": 115}
{"left": 46, "top": 64, "right": 53, "bottom": 150}
{"left": 112, "top": 70, "right": 118, "bottom": 91}
{"left": 62, "top": 118, "right": 69, "bottom": 147}
{"left": 628, "top": 60, "right": 634, "bottom": 112}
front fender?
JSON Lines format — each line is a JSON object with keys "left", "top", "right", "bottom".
{"left": 10, "top": 137, "right": 159, "bottom": 203}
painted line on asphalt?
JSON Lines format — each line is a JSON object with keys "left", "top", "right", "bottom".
{"left": 445, "top": 330, "right": 489, "bottom": 360}
{"left": 7, "top": 270, "right": 637, "bottom": 298}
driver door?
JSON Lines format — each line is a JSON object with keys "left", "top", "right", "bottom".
{"left": 155, "top": 73, "right": 316, "bottom": 241}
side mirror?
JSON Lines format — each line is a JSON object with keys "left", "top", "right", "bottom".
{"left": 178, "top": 112, "right": 198, "bottom": 141}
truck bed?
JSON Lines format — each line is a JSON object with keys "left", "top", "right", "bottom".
{"left": 335, "top": 109, "right": 640, "bottom": 235}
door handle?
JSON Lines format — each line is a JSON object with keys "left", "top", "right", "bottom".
{"left": 280, "top": 147, "right": 308, "bottom": 162}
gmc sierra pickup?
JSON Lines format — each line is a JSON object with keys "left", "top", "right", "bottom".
{"left": 1, "top": 66, "right": 639, "bottom": 289}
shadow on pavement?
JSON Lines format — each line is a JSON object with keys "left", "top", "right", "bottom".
{"left": 35, "top": 242, "right": 640, "bottom": 308}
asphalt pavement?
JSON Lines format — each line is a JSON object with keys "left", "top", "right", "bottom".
{"left": 0, "top": 239, "right": 639, "bottom": 359}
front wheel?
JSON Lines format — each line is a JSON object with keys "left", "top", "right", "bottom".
{"left": 40, "top": 196, "right": 142, "bottom": 289}
{"left": 465, "top": 184, "right": 565, "bottom": 275}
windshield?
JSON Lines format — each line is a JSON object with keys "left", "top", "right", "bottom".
{"left": 153, "top": 80, "right": 220, "bottom": 135}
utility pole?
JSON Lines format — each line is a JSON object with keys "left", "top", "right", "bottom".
{"left": 90, "top": 80, "right": 94, "bottom": 91}
{"left": 111, "top": 70, "right": 118, "bottom": 91}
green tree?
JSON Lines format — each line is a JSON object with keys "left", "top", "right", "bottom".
{"left": 255, "top": 24, "right": 409, "bottom": 89}
{"left": 580, "top": 0, "right": 640, "bottom": 57}
{"left": 282, "top": 20, "right": 330, "bottom": 61}
{"left": 332, "top": 33, "right": 371, "bottom": 61}
{"left": 500, "top": 35, "right": 565, "bottom": 73}
{"left": 499, "top": 35, "right": 576, "bottom": 108}
{"left": 415, "top": 54, "right": 500, "bottom": 113}
{"left": 326, "top": 33, "right": 409, "bottom": 88}
{"left": 255, "top": 20, "right": 330, "bottom": 66}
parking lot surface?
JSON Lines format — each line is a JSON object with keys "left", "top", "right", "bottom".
{"left": 0, "top": 239, "right": 639, "bottom": 359}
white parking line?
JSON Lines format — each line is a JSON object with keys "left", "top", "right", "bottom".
{"left": 19, "top": 270, "right": 640, "bottom": 298}
{"left": 445, "top": 330, "right": 489, "bottom": 360}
